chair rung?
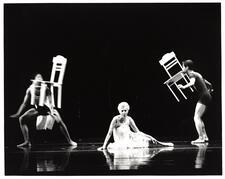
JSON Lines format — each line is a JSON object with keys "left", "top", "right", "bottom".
{"left": 165, "top": 60, "right": 178, "bottom": 69}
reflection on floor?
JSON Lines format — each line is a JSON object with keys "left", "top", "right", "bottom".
{"left": 104, "top": 146, "right": 174, "bottom": 170}
{"left": 5, "top": 141, "right": 222, "bottom": 175}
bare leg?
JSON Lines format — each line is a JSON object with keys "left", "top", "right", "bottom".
{"left": 156, "top": 141, "right": 174, "bottom": 147}
{"left": 201, "top": 121, "right": 209, "bottom": 141}
{"left": 18, "top": 108, "right": 39, "bottom": 147}
{"left": 59, "top": 121, "right": 77, "bottom": 146}
{"left": 139, "top": 132, "right": 174, "bottom": 147}
{"left": 191, "top": 102, "right": 207, "bottom": 143}
{"left": 53, "top": 110, "right": 77, "bottom": 146}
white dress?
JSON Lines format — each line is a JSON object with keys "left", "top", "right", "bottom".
{"left": 107, "top": 119, "right": 149, "bottom": 149}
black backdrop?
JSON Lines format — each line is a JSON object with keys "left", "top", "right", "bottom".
{"left": 4, "top": 3, "right": 221, "bottom": 145}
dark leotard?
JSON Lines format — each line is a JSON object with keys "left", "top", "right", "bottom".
{"left": 189, "top": 72, "right": 212, "bottom": 105}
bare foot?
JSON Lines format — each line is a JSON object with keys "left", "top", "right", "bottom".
{"left": 69, "top": 141, "right": 77, "bottom": 146}
{"left": 17, "top": 141, "right": 31, "bottom": 147}
{"left": 191, "top": 138, "right": 206, "bottom": 144}
{"left": 157, "top": 141, "right": 174, "bottom": 147}
{"left": 165, "top": 142, "right": 174, "bottom": 147}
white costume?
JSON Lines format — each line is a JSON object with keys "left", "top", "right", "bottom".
{"left": 107, "top": 117, "right": 149, "bottom": 149}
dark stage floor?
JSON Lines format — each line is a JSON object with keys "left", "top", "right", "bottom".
{"left": 5, "top": 141, "right": 222, "bottom": 175}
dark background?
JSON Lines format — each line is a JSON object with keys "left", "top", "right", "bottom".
{"left": 4, "top": 3, "right": 221, "bottom": 146}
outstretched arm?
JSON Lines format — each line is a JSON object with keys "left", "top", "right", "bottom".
{"left": 178, "top": 77, "right": 195, "bottom": 89}
{"left": 10, "top": 88, "right": 30, "bottom": 118}
{"left": 129, "top": 118, "right": 157, "bottom": 143}
{"left": 129, "top": 118, "right": 174, "bottom": 147}
{"left": 98, "top": 117, "right": 116, "bottom": 150}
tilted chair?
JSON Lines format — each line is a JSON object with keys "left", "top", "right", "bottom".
{"left": 159, "top": 51, "right": 193, "bottom": 102}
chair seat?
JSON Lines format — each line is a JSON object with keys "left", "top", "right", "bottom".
{"left": 164, "top": 71, "right": 184, "bottom": 85}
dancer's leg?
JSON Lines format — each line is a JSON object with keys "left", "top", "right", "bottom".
{"left": 53, "top": 110, "right": 77, "bottom": 146}
{"left": 192, "top": 102, "right": 207, "bottom": 143}
{"left": 18, "top": 108, "right": 38, "bottom": 147}
{"left": 201, "top": 120, "right": 209, "bottom": 141}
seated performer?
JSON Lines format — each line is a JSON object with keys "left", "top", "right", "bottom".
{"left": 10, "top": 73, "right": 77, "bottom": 147}
{"left": 98, "top": 102, "right": 174, "bottom": 150}
{"left": 178, "top": 60, "right": 213, "bottom": 143}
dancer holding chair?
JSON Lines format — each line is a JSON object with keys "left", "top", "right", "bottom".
{"left": 10, "top": 73, "right": 77, "bottom": 147}
{"left": 10, "top": 55, "right": 77, "bottom": 147}
{"left": 178, "top": 60, "right": 213, "bottom": 143}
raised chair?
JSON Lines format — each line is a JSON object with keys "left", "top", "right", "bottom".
{"left": 49, "top": 55, "right": 67, "bottom": 108}
{"left": 30, "top": 55, "right": 67, "bottom": 130}
{"left": 159, "top": 51, "right": 194, "bottom": 102}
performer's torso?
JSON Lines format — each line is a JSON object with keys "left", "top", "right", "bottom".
{"left": 30, "top": 84, "right": 50, "bottom": 105}
{"left": 190, "top": 72, "right": 209, "bottom": 95}
{"left": 113, "top": 116, "right": 131, "bottom": 142}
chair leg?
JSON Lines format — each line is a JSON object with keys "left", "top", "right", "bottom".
{"left": 184, "top": 74, "right": 194, "bottom": 92}
{"left": 181, "top": 73, "right": 194, "bottom": 92}
{"left": 57, "top": 86, "right": 62, "bottom": 108}
{"left": 30, "top": 86, "right": 35, "bottom": 105}
{"left": 167, "top": 84, "right": 180, "bottom": 102}
{"left": 175, "top": 83, "right": 187, "bottom": 100}
{"left": 51, "top": 85, "right": 55, "bottom": 107}
{"left": 39, "top": 84, "right": 47, "bottom": 106}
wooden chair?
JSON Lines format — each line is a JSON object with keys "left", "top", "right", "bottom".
{"left": 159, "top": 51, "right": 193, "bottom": 102}
{"left": 30, "top": 55, "right": 67, "bottom": 108}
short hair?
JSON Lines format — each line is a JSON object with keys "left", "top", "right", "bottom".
{"left": 117, "top": 102, "right": 130, "bottom": 112}
{"left": 32, "top": 73, "right": 43, "bottom": 79}
{"left": 33, "top": 73, "right": 44, "bottom": 80}
{"left": 183, "top": 59, "right": 194, "bottom": 70}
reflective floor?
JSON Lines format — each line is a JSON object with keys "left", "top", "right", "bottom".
{"left": 5, "top": 141, "right": 222, "bottom": 175}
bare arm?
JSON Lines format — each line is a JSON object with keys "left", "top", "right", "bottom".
{"left": 178, "top": 77, "right": 195, "bottom": 89}
{"left": 129, "top": 118, "right": 158, "bottom": 143}
{"left": 10, "top": 88, "right": 30, "bottom": 118}
{"left": 98, "top": 117, "right": 117, "bottom": 150}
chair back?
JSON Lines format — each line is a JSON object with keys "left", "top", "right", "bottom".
{"left": 50, "top": 55, "right": 67, "bottom": 84}
{"left": 159, "top": 51, "right": 183, "bottom": 77}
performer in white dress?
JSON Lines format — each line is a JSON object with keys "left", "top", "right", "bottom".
{"left": 98, "top": 102, "right": 174, "bottom": 150}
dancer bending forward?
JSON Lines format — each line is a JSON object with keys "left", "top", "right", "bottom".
{"left": 178, "top": 60, "right": 213, "bottom": 144}
{"left": 10, "top": 73, "right": 77, "bottom": 147}
{"left": 98, "top": 102, "right": 174, "bottom": 150}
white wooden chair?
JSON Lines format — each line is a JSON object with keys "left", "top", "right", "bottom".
{"left": 30, "top": 81, "right": 47, "bottom": 107}
{"left": 30, "top": 55, "right": 67, "bottom": 130}
{"left": 159, "top": 51, "right": 193, "bottom": 102}
{"left": 49, "top": 55, "right": 67, "bottom": 108}
{"left": 30, "top": 55, "right": 67, "bottom": 108}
